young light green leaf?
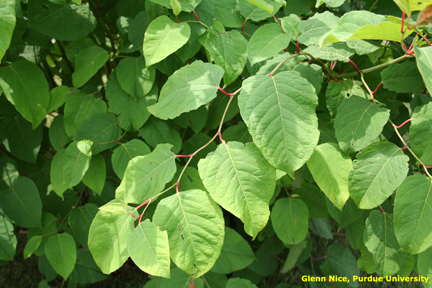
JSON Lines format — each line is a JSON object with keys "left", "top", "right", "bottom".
{"left": 72, "top": 46, "right": 109, "bottom": 88}
{"left": 24, "top": 236, "right": 43, "bottom": 260}
{"left": 415, "top": 46, "right": 432, "bottom": 95}
{"left": 88, "top": 203, "right": 137, "bottom": 274}
{"left": 69, "top": 203, "right": 99, "bottom": 246}
{"left": 204, "top": 29, "right": 247, "bottom": 85}
{"left": 64, "top": 93, "right": 107, "bottom": 138}
{"left": 238, "top": 0, "right": 283, "bottom": 22}
{"left": 198, "top": 142, "right": 276, "bottom": 238}
{"left": 153, "top": 190, "right": 224, "bottom": 278}
{"left": 410, "top": 102, "right": 432, "bottom": 164}
{"left": 99, "top": 199, "right": 131, "bottom": 215}
{"left": 335, "top": 96, "right": 390, "bottom": 154}
{"left": 144, "top": 16, "right": 190, "bottom": 67}
{"left": 0, "top": 214, "right": 16, "bottom": 261}
{"left": 211, "top": 227, "right": 255, "bottom": 274}
{"left": 148, "top": 60, "right": 224, "bottom": 119}
{"left": 50, "top": 141, "right": 91, "bottom": 198}
{"left": 116, "top": 57, "right": 155, "bottom": 98}
{"left": 77, "top": 140, "right": 92, "bottom": 157}
{"left": 127, "top": 219, "right": 170, "bottom": 278}
{"left": 271, "top": 198, "right": 309, "bottom": 244}
{"left": 170, "top": 0, "right": 182, "bottom": 15}
{"left": 0, "top": 60, "right": 50, "bottom": 128}
{"left": 112, "top": 139, "right": 151, "bottom": 180}
{"left": 349, "top": 142, "right": 409, "bottom": 209}
{"left": 306, "top": 143, "right": 353, "bottom": 210}
{"left": 364, "top": 210, "right": 406, "bottom": 276}
{"left": 381, "top": 61, "right": 425, "bottom": 93}
{"left": 115, "top": 144, "right": 177, "bottom": 204}
{"left": 394, "top": 174, "right": 432, "bottom": 254}
{"left": 247, "top": 23, "right": 292, "bottom": 65}
{"left": 139, "top": 117, "right": 182, "bottom": 153}
{"left": 45, "top": 233, "right": 77, "bottom": 279}
{"left": 0, "top": 177, "right": 42, "bottom": 228}
{"left": 0, "top": 0, "right": 16, "bottom": 61}
{"left": 298, "top": 11, "right": 338, "bottom": 46}
{"left": 246, "top": 0, "right": 273, "bottom": 13}
{"left": 348, "top": 22, "right": 414, "bottom": 43}
{"left": 238, "top": 71, "right": 319, "bottom": 178}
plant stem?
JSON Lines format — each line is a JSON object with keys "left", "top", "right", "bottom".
{"left": 333, "top": 54, "right": 414, "bottom": 79}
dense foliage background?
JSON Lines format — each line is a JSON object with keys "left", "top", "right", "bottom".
{"left": 3, "top": 0, "right": 432, "bottom": 287}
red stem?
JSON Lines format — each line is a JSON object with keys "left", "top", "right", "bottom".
{"left": 372, "top": 82, "right": 382, "bottom": 94}
{"left": 348, "top": 59, "right": 361, "bottom": 75}
{"left": 379, "top": 206, "right": 385, "bottom": 213}
{"left": 97, "top": 0, "right": 101, "bottom": 10}
{"left": 401, "top": 144, "right": 408, "bottom": 150}
{"left": 394, "top": 119, "right": 411, "bottom": 129}
{"left": 136, "top": 199, "right": 150, "bottom": 210}
{"left": 401, "top": 11, "right": 405, "bottom": 34}
{"left": 312, "top": 256, "right": 325, "bottom": 261}
{"left": 176, "top": 182, "right": 180, "bottom": 194}
{"left": 115, "top": 139, "right": 123, "bottom": 145}
{"left": 192, "top": 10, "right": 200, "bottom": 22}
{"left": 104, "top": 65, "right": 110, "bottom": 75}
{"left": 176, "top": 154, "right": 192, "bottom": 158}
{"left": 18, "top": 171, "right": 31, "bottom": 178}
{"left": 296, "top": 41, "right": 300, "bottom": 54}
{"left": 218, "top": 87, "right": 233, "bottom": 97}
{"left": 421, "top": 34, "right": 432, "bottom": 46}
{"left": 218, "top": 131, "right": 224, "bottom": 142}
{"left": 241, "top": 19, "right": 248, "bottom": 33}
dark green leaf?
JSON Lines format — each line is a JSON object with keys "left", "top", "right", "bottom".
{"left": 112, "top": 139, "right": 151, "bottom": 180}
{"left": 139, "top": 117, "right": 182, "bottom": 154}
{"left": 116, "top": 57, "right": 156, "bottom": 98}
{"left": 69, "top": 249, "right": 108, "bottom": 284}
{"left": 68, "top": 203, "right": 98, "bottom": 246}
{"left": 381, "top": 61, "right": 425, "bottom": 93}
{"left": 45, "top": 233, "right": 77, "bottom": 279}
{"left": 72, "top": 47, "right": 109, "bottom": 88}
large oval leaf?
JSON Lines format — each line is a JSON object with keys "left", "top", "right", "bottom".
{"left": 394, "top": 174, "right": 432, "bottom": 254}
{"left": 148, "top": 60, "right": 224, "bottom": 120}
{"left": 306, "top": 142, "right": 353, "bottom": 210}
{"left": 410, "top": 102, "right": 432, "bottom": 164}
{"left": 198, "top": 142, "right": 276, "bottom": 238}
{"left": 153, "top": 190, "right": 224, "bottom": 278}
{"left": 88, "top": 202, "right": 137, "bottom": 274}
{"left": 68, "top": 203, "right": 99, "bottom": 247}
{"left": 72, "top": 46, "right": 110, "bottom": 88}
{"left": 45, "top": 233, "right": 77, "bottom": 279}
{"left": 116, "top": 57, "right": 155, "bottom": 98}
{"left": 144, "top": 16, "right": 190, "bottom": 67}
{"left": 238, "top": 71, "right": 319, "bottom": 178}
{"left": 127, "top": 219, "right": 170, "bottom": 278}
{"left": 415, "top": 46, "right": 432, "bottom": 95}
{"left": 349, "top": 142, "right": 409, "bottom": 209}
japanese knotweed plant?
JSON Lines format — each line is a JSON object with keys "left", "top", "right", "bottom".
{"left": 3, "top": 0, "right": 432, "bottom": 287}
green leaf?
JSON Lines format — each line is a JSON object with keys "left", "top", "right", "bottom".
{"left": 238, "top": 71, "right": 319, "bottom": 178}
{"left": 72, "top": 46, "right": 109, "bottom": 88}
{"left": 295, "top": 183, "right": 328, "bottom": 219}
{"left": 150, "top": 0, "right": 202, "bottom": 12}
{"left": 138, "top": 117, "right": 182, "bottom": 154}
{"left": 28, "top": 1, "right": 96, "bottom": 41}
{"left": 246, "top": 0, "right": 273, "bottom": 13}
{"left": 27, "top": 213, "right": 57, "bottom": 256}
{"left": 127, "top": 219, "right": 170, "bottom": 278}
{"left": 247, "top": 23, "right": 292, "bottom": 66}
{"left": 112, "top": 139, "right": 151, "bottom": 180}
{"left": 198, "top": 142, "right": 276, "bottom": 238}
{"left": 48, "top": 86, "right": 71, "bottom": 113}
{"left": 226, "top": 278, "right": 258, "bottom": 288}
{"left": 69, "top": 249, "right": 108, "bottom": 284}
{"left": 170, "top": 0, "right": 182, "bottom": 15}
{"left": 306, "top": 143, "right": 353, "bottom": 210}
{"left": 325, "top": 79, "right": 366, "bottom": 117}
{"left": 50, "top": 141, "right": 91, "bottom": 198}
{"left": 348, "top": 22, "right": 413, "bottom": 43}
{"left": 211, "top": 227, "right": 255, "bottom": 274}
{"left": 24, "top": 236, "right": 42, "bottom": 260}
{"left": 349, "top": 142, "right": 409, "bottom": 209}
{"left": 415, "top": 46, "right": 432, "bottom": 95}
{"left": 69, "top": 203, "right": 98, "bottom": 246}
{"left": 173, "top": 106, "right": 208, "bottom": 134}
{"left": 116, "top": 57, "right": 156, "bottom": 98}
{"left": 99, "top": 199, "right": 131, "bottom": 215}
{"left": 88, "top": 202, "right": 137, "bottom": 274}
{"left": 418, "top": 247, "right": 432, "bottom": 288}
{"left": 222, "top": 122, "right": 252, "bottom": 143}
{"left": 410, "top": 102, "right": 432, "bottom": 164}
{"left": 298, "top": 11, "right": 338, "bottom": 46}
{"left": 394, "top": 174, "right": 432, "bottom": 254}
{"left": 238, "top": 0, "right": 283, "bottom": 22}
{"left": 381, "top": 61, "right": 425, "bottom": 93}
{"left": 64, "top": 93, "right": 107, "bottom": 138}
{"left": 303, "top": 42, "right": 355, "bottom": 62}
{"left": 77, "top": 139, "right": 93, "bottom": 157}
{"left": 153, "top": 190, "right": 225, "bottom": 277}
{"left": 0, "top": 214, "right": 16, "bottom": 261}
{"left": 106, "top": 71, "right": 157, "bottom": 132}
{"left": 364, "top": 210, "right": 406, "bottom": 276}
{"left": 327, "top": 197, "right": 362, "bottom": 230}
{"left": 0, "top": 157, "right": 18, "bottom": 191}
{"left": 214, "top": 0, "right": 245, "bottom": 28}
{"left": 182, "top": 133, "right": 217, "bottom": 167}
{"left": 0, "top": 60, "right": 50, "bottom": 128}
{"left": 271, "top": 198, "right": 309, "bottom": 244}
{"left": 115, "top": 144, "right": 177, "bottom": 204}
{"left": 0, "top": 177, "right": 42, "bottom": 228}
{"left": 0, "top": 0, "right": 16, "bottom": 61}
{"left": 160, "top": 267, "right": 204, "bottom": 288}
{"left": 144, "top": 16, "right": 190, "bottom": 67}
{"left": 204, "top": 29, "right": 247, "bottom": 85}
{"left": 148, "top": 60, "right": 224, "bottom": 119}
{"left": 0, "top": 115, "right": 43, "bottom": 163}
{"left": 334, "top": 96, "right": 390, "bottom": 154}
{"left": 325, "top": 244, "right": 360, "bottom": 286}
{"left": 45, "top": 233, "right": 77, "bottom": 279}
{"left": 76, "top": 113, "right": 122, "bottom": 154}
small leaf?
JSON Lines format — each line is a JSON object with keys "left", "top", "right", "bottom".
{"left": 335, "top": 96, "right": 390, "bottom": 154}
{"left": 214, "top": 0, "right": 245, "bottom": 28}
{"left": 24, "top": 236, "right": 43, "bottom": 260}
{"left": 144, "top": 16, "right": 190, "bottom": 67}
{"left": 148, "top": 60, "right": 224, "bottom": 119}
{"left": 271, "top": 198, "right": 309, "bottom": 244}
{"left": 153, "top": 190, "right": 225, "bottom": 278}
{"left": 115, "top": 144, "right": 177, "bottom": 204}
{"left": 127, "top": 219, "right": 170, "bottom": 278}
{"left": 170, "top": 0, "right": 182, "bottom": 15}
{"left": 306, "top": 143, "right": 353, "bottom": 210}
{"left": 68, "top": 203, "right": 98, "bottom": 246}
{"left": 77, "top": 140, "right": 93, "bottom": 157}
{"left": 72, "top": 46, "right": 109, "bottom": 88}
{"left": 45, "top": 233, "right": 77, "bottom": 279}
{"left": 394, "top": 174, "right": 432, "bottom": 254}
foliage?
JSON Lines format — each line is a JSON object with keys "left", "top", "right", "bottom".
{"left": 1, "top": 0, "right": 432, "bottom": 287}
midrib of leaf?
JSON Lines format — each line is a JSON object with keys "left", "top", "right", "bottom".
{"left": 149, "top": 22, "right": 180, "bottom": 63}
{"left": 138, "top": 224, "right": 166, "bottom": 271}
{"left": 351, "top": 104, "right": 375, "bottom": 146}
{"left": 9, "top": 66, "right": 37, "bottom": 123}
{"left": 130, "top": 152, "right": 175, "bottom": 189}
{"left": 33, "top": 5, "right": 68, "bottom": 24}
{"left": 316, "top": 146, "right": 338, "bottom": 187}
{"left": 7, "top": 185, "right": 34, "bottom": 223}
{"left": 14, "top": 116, "right": 34, "bottom": 161}
{"left": 418, "top": 48, "right": 432, "bottom": 83}
{"left": 91, "top": 121, "right": 118, "bottom": 141}
{"left": 271, "top": 76, "right": 289, "bottom": 163}
{"left": 254, "top": 33, "right": 287, "bottom": 58}
{"left": 80, "top": 51, "right": 107, "bottom": 72}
